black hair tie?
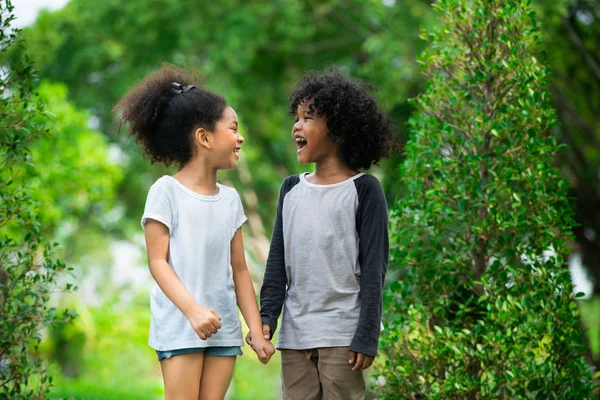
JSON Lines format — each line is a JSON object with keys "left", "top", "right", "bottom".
{"left": 171, "top": 82, "right": 196, "bottom": 94}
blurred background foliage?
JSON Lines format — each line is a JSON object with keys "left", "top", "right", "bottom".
{"left": 4, "top": 0, "right": 600, "bottom": 397}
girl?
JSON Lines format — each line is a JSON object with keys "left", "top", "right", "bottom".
{"left": 114, "top": 65, "right": 274, "bottom": 399}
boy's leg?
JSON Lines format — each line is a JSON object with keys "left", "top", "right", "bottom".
{"left": 281, "top": 349, "right": 321, "bottom": 400}
{"left": 160, "top": 352, "right": 204, "bottom": 400}
{"left": 317, "top": 347, "right": 366, "bottom": 400}
{"left": 198, "top": 355, "right": 236, "bottom": 400}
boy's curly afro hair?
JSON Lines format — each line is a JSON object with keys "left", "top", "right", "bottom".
{"left": 289, "top": 68, "right": 398, "bottom": 170}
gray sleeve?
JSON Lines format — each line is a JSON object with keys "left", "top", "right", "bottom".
{"left": 260, "top": 175, "right": 299, "bottom": 337}
{"left": 349, "top": 174, "right": 389, "bottom": 357}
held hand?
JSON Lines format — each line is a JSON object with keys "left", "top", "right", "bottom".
{"left": 185, "top": 305, "right": 222, "bottom": 340}
{"left": 247, "top": 331, "right": 276, "bottom": 364}
{"left": 246, "top": 324, "right": 271, "bottom": 346}
{"left": 348, "top": 351, "right": 374, "bottom": 371}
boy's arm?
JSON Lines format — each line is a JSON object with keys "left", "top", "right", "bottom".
{"left": 350, "top": 175, "right": 389, "bottom": 357}
{"left": 259, "top": 177, "right": 294, "bottom": 338}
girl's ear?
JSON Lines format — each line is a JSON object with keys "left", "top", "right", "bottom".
{"left": 194, "top": 127, "right": 212, "bottom": 150}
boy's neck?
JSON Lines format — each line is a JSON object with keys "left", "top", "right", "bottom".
{"left": 309, "top": 157, "right": 360, "bottom": 185}
{"left": 174, "top": 158, "right": 219, "bottom": 196}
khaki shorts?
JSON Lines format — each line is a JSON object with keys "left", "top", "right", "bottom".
{"left": 281, "top": 346, "right": 366, "bottom": 400}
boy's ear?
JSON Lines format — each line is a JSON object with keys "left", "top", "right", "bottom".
{"left": 194, "top": 127, "right": 212, "bottom": 150}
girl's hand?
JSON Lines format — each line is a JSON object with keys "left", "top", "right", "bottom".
{"left": 185, "top": 305, "right": 222, "bottom": 340}
{"left": 245, "top": 324, "right": 271, "bottom": 346}
{"left": 247, "top": 331, "right": 275, "bottom": 364}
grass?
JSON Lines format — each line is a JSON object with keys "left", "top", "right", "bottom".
{"left": 46, "top": 292, "right": 600, "bottom": 399}
{"left": 46, "top": 297, "right": 283, "bottom": 399}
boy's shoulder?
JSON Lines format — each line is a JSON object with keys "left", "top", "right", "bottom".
{"left": 282, "top": 174, "right": 301, "bottom": 185}
{"left": 281, "top": 174, "right": 301, "bottom": 191}
{"left": 354, "top": 173, "right": 383, "bottom": 189}
{"left": 354, "top": 174, "right": 386, "bottom": 204}
{"left": 279, "top": 173, "right": 383, "bottom": 191}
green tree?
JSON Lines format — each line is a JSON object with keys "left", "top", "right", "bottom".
{"left": 13, "top": 0, "right": 434, "bottom": 234}
{"left": 25, "top": 82, "right": 123, "bottom": 265}
{"left": 536, "top": 0, "right": 600, "bottom": 368}
{"left": 0, "top": 0, "right": 75, "bottom": 397}
{"left": 376, "top": 0, "right": 595, "bottom": 398}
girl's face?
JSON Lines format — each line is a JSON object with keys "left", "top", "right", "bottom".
{"left": 291, "top": 100, "right": 337, "bottom": 165}
{"left": 207, "top": 106, "right": 244, "bottom": 170}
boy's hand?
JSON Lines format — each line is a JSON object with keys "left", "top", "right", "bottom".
{"left": 185, "top": 304, "right": 222, "bottom": 340}
{"left": 247, "top": 331, "right": 275, "bottom": 364}
{"left": 246, "top": 324, "right": 271, "bottom": 346}
{"left": 349, "top": 351, "right": 374, "bottom": 371}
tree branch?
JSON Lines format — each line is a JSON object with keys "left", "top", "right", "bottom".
{"left": 563, "top": 13, "right": 600, "bottom": 84}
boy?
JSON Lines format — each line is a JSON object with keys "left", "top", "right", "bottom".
{"left": 251, "top": 69, "right": 396, "bottom": 399}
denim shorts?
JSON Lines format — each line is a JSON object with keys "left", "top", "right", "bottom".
{"left": 156, "top": 346, "right": 243, "bottom": 361}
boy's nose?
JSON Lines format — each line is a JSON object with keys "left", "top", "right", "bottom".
{"left": 292, "top": 121, "right": 301, "bottom": 133}
{"left": 238, "top": 133, "right": 245, "bottom": 144}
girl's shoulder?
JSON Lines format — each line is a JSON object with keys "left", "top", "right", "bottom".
{"left": 216, "top": 182, "right": 242, "bottom": 201}
{"left": 149, "top": 175, "right": 177, "bottom": 194}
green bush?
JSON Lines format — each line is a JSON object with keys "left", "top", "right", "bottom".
{"left": 376, "top": 0, "right": 596, "bottom": 398}
{"left": 0, "top": 1, "right": 75, "bottom": 397}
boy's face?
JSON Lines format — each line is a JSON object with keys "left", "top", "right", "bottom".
{"left": 292, "top": 100, "right": 338, "bottom": 165}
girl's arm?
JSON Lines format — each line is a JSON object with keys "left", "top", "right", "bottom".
{"left": 259, "top": 177, "right": 297, "bottom": 338}
{"left": 231, "top": 227, "right": 274, "bottom": 363}
{"left": 145, "top": 219, "right": 222, "bottom": 339}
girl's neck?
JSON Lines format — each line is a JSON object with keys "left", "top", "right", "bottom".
{"left": 174, "top": 158, "right": 219, "bottom": 196}
{"left": 309, "top": 156, "right": 359, "bottom": 185}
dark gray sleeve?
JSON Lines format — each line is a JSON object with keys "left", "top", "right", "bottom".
{"left": 260, "top": 175, "right": 299, "bottom": 337}
{"left": 349, "top": 174, "right": 389, "bottom": 357}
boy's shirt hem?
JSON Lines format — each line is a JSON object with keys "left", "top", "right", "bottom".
{"left": 276, "top": 336, "right": 354, "bottom": 351}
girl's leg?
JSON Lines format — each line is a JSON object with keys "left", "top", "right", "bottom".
{"left": 198, "top": 355, "right": 236, "bottom": 400}
{"left": 161, "top": 352, "right": 204, "bottom": 400}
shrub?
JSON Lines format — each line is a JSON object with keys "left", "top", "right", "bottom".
{"left": 0, "top": 1, "right": 75, "bottom": 397}
{"left": 376, "top": 0, "right": 596, "bottom": 398}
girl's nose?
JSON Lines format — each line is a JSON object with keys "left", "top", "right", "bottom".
{"left": 238, "top": 133, "right": 245, "bottom": 144}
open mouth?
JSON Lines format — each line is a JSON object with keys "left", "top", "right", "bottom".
{"left": 233, "top": 147, "right": 241, "bottom": 159}
{"left": 294, "top": 135, "right": 307, "bottom": 152}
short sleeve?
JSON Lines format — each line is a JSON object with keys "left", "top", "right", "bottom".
{"left": 234, "top": 191, "right": 247, "bottom": 230}
{"left": 141, "top": 185, "right": 173, "bottom": 234}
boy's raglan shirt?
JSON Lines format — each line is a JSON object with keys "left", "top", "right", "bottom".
{"left": 260, "top": 173, "right": 389, "bottom": 357}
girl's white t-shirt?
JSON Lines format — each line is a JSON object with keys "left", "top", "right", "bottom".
{"left": 141, "top": 176, "right": 247, "bottom": 351}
